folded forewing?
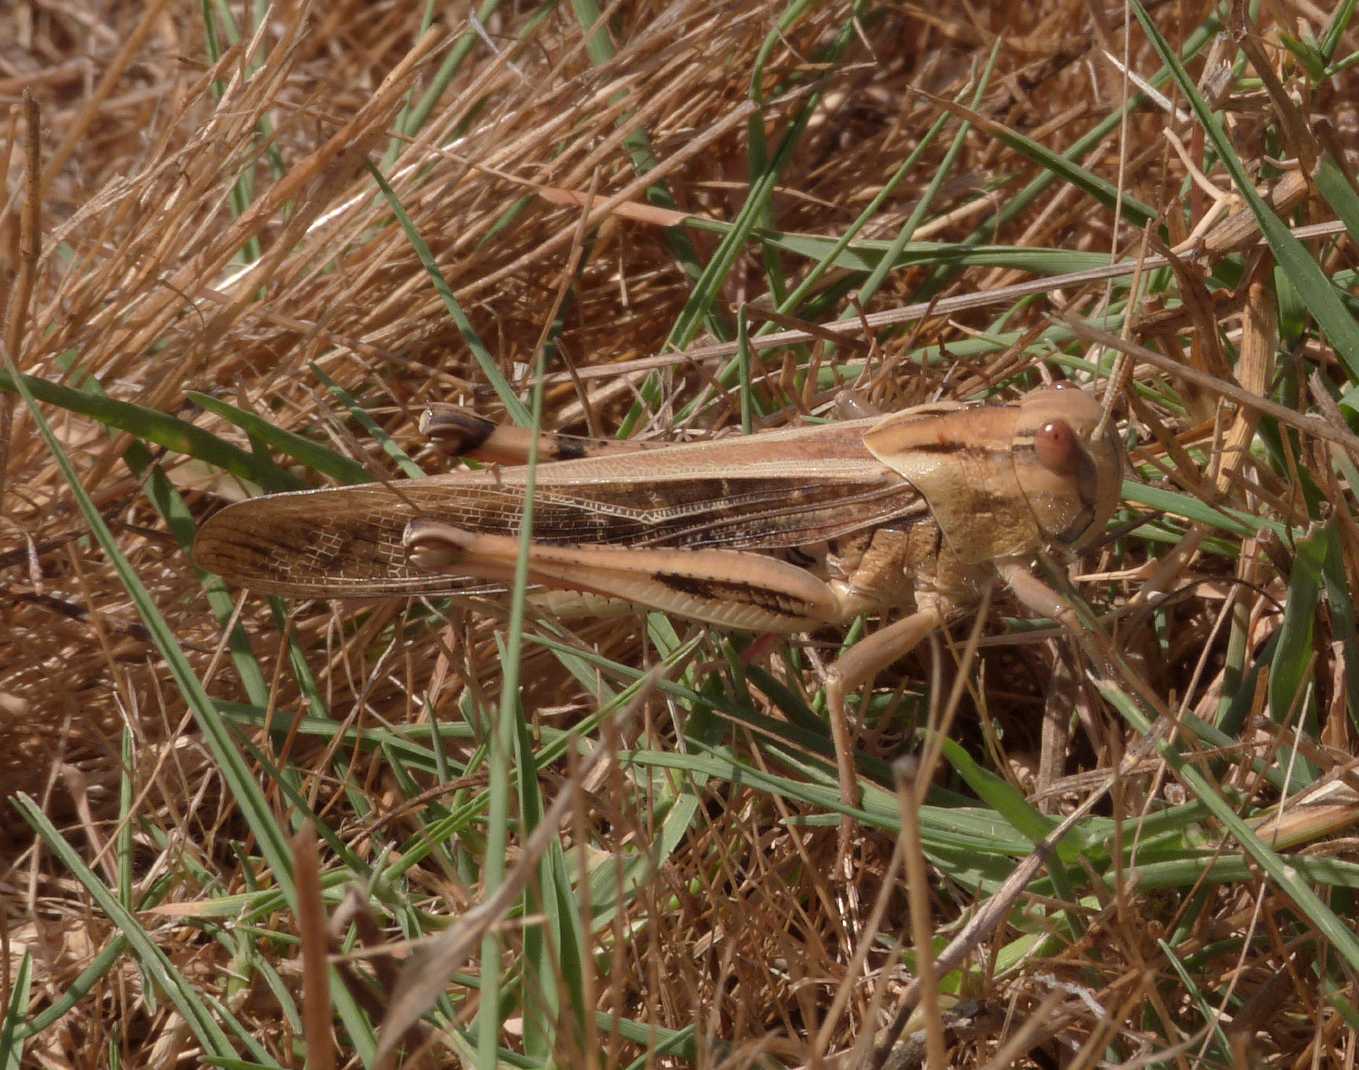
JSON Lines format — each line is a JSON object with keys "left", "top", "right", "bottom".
{"left": 194, "top": 418, "right": 931, "bottom": 598}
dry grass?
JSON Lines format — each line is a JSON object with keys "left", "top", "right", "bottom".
{"left": 5, "top": 1, "right": 1359, "bottom": 1067}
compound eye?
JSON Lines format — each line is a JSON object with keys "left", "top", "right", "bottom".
{"left": 1035, "top": 419, "right": 1079, "bottom": 475}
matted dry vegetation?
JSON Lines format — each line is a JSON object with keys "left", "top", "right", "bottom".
{"left": 5, "top": 1, "right": 1359, "bottom": 1067}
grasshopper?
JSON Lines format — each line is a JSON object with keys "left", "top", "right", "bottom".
{"left": 194, "top": 383, "right": 1122, "bottom": 819}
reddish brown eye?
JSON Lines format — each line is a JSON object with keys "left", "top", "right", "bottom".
{"left": 1034, "top": 419, "right": 1079, "bottom": 474}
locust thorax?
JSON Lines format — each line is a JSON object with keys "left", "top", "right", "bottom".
{"left": 1010, "top": 384, "right": 1122, "bottom": 552}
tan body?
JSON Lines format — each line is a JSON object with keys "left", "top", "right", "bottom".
{"left": 194, "top": 385, "right": 1122, "bottom": 825}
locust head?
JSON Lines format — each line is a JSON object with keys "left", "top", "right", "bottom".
{"left": 1011, "top": 384, "right": 1122, "bottom": 554}
{"left": 863, "top": 383, "right": 1123, "bottom": 566}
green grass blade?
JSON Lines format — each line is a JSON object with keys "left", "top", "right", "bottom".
{"left": 922, "top": 92, "right": 1156, "bottom": 227}
{"left": 1268, "top": 525, "right": 1324, "bottom": 786}
{"left": 7, "top": 367, "right": 298, "bottom": 888}
{"left": 308, "top": 363, "right": 426, "bottom": 478}
{"left": 0, "top": 951, "right": 32, "bottom": 1068}
{"left": 187, "top": 391, "right": 373, "bottom": 484}
{"left": 475, "top": 344, "right": 548, "bottom": 1068}
{"left": 15, "top": 938, "right": 127, "bottom": 1041}
{"left": 1131, "top": 0, "right": 1359, "bottom": 378}
{"left": 6, "top": 366, "right": 379, "bottom": 1062}
{"left": 365, "top": 161, "right": 532, "bottom": 427}
{"left": 1100, "top": 680, "right": 1359, "bottom": 975}
{"left": 12, "top": 794, "right": 239, "bottom": 1059}
{"left": 0, "top": 368, "right": 301, "bottom": 491}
